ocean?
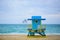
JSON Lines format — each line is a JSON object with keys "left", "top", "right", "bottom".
{"left": 0, "top": 24, "right": 60, "bottom": 35}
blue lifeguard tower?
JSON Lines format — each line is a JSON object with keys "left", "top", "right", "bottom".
{"left": 27, "top": 16, "right": 46, "bottom": 36}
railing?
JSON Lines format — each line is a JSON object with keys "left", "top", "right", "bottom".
{"left": 28, "top": 24, "right": 46, "bottom": 31}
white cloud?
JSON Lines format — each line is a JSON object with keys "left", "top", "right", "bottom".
{"left": 0, "top": 0, "right": 60, "bottom": 24}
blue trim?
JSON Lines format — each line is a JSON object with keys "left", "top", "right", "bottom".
{"left": 28, "top": 19, "right": 46, "bottom": 20}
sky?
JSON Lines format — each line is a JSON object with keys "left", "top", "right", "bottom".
{"left": 0, "top": 0, "right": 60, "bottom": 24}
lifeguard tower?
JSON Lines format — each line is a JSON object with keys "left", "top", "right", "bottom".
{"left": 27, "top": 16, "right": 46, "bottom": 36}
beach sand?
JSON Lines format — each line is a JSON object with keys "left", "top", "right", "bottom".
{"left": 0, "top": 35, "right": 60, "bottom": 40}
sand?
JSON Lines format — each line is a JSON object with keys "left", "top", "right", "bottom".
{"left": 0, "top": 35, "right": 60, "bottom": 40}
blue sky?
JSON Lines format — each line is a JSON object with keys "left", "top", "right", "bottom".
{"left": 0, "top": 0, "right": 60, "bottom": 24}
